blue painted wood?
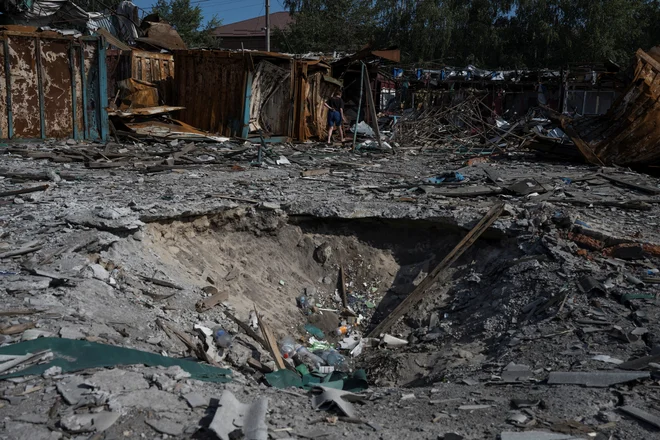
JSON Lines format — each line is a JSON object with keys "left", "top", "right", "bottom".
{"left": 3, "top": 38, "right": 13, "bottom": 139}
{"left": 242, "top": 71, "right": 253, "bottom": 139}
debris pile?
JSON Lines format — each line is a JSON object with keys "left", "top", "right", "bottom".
{"left": 393, "top": 90, "right": 530, "bottom": 156}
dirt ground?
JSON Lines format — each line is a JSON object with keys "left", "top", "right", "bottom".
{"left": 0, "top": 140, "right": 659, "bottom": 439}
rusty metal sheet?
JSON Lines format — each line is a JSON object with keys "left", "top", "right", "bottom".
{"left": 0, "top": 31, "right": 106, "bottom": 140}
{"left": 565, "top": 47, "right": 660, "bottom": 166}
{"left": 41, "top": 39, "right": 74, "bottom": 138}
{"left": 9, "top": 35, "right": 40, "bottom": 137}
{"left": 0, "top": 39, "right": 8, "bottom": 137}
{"left": 174, "top": 50, "right": 247, "bottom": 137}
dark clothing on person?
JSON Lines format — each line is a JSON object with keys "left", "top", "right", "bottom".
{"left": 328, "top": 97, "right": 344, "bottom": 112}
{"left": 327, "top": 110, "right": 342, "bottom": 127}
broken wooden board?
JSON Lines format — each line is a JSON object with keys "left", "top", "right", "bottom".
{"left": 196, "top": 289, "right": 230, "bottom": 312}
{"left": 367, "top": 203, "right": 504, "bottom": 337}
{"left": 301, "top": 169, "right": 330, "bottom": 177}
{"left": 254, "top": 306, "right": 286, "bottom": 371}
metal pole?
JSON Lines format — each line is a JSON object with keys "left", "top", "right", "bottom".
{"left": 352, "top": 62, "right": 365, "bottom": 151}
{"left": 265, "top": 0, "right": 270, "bottom": 52}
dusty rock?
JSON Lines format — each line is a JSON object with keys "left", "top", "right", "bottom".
{"left": 313, "top": 242, "right": 332, "bottom": 264}
{"left": 87, "top": 264, "right": 110, "bottom": 281}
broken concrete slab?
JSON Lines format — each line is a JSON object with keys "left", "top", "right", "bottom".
{"left": 56, "top": 376, "right": 92, "bottom": 405}
{"left": 145, "top": 418, "right": 185, "bottom": 436}
{"left": 1, "top": 421, "right": 62, "bottom": 440}
{"left": 60, "top": 411, "right": 120, "bottom": 432}
{"left": 88, "top": 368, "right": 150, "bottom": 394}
{"left": 209, "top": 390, "right": 268, "bottom": 440}
{"left": 502, "top": 363, "right": 533, "bottom": 383}
{"left": 619, "top": 405, "right": 660, "bottom": 430}
{"left": 547, "top": 370, "right": 650, "bottom": 387}
{"left": 111, "top": 388, "right": 188, "bottom": 412}
{"left": 183, "top": 392, "right": 208, "bottom": 408}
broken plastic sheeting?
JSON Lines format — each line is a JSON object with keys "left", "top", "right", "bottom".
{"left": 0, "top": 338, "right": 231, "bottom": 383}
{"left": 265, "top": 368, "right": 368, "bottom": 393}
{"left": 311, "top": 385, "right": 366, "bottom": 418}
{"left": 209, "top": 391, "right": 268, "bottom": 440}
{"left": 351, "top": 121, "right": 375, "bottom": 137}
{"left": 427, "top": 172, "right": 465, "bottom": 185}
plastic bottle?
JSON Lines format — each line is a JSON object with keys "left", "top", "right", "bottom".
{"left": 294, "top": 346, "right": 325, "bottom": 370}
{"left": 213, "top": 327, "right": 233, "bottom": 349}
{"left": 318, "top": 349, "right": 346, "bottom": 369}
{"left": 280, "top": 336, "right": 297, "bottom": 359}
{"left": 335, "top": 325, "right": 353, "bottom": 336}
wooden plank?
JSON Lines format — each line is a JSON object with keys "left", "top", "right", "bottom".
{"left": 339, "top": 265, "right": 348, "bottom": 308}
{"left": 362, "top": 71, "right": 383, "bottom": 149}
{"left": 301, "top": 168, "right": 330, "bottom": 177}
{"left": 367, "top": 203, "right": 505, "bottom": 337}
{"left": 254, "top": 306, "right": 286, "bottom": 371}
{"left": 599, "top": 174, "right": 660, "bottom": 195}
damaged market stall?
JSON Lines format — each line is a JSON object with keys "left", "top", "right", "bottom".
{"left": 0, "top": 26, "right": 108, "bottom": 140}
{"left": 563, "top": 46, "right": 660, "bottom": 168}
{"left": 173, "top": 49, "right": 340, "bottom": 141}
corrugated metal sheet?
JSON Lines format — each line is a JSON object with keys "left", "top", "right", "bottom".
{"left": 174, "top": 50, "right": 247, "bottom": 137}
{"left": 0, "top": 30, "right": 107, "bottom": 140}
{"left": 564, "top": 47, "right": 660, "bottom": 166}
{"left": 106, "top": 49, "right": 175, "bottom": 106}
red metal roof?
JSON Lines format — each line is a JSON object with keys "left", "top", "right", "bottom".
{"left": 212, "top": 12, "right": 292, "bottom": 37}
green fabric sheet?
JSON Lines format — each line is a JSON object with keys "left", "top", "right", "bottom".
{"left": 0, "top": 337, "right": 232, "bottom": 383}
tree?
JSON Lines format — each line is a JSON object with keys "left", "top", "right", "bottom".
{"left": 151, "top": 0, "right": 221, "bottom": 48}
{"left": 278, "top": 0, "right": 377, "bottom": 52}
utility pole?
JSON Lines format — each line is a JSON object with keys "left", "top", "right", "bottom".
{"left": 265, "top": 0, "right": 271, "bottom": 52}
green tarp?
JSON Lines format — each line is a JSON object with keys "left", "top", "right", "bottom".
{"left": 0, "top": 338, "right": 231, "bottom": 383}
{"left": 265, "top": 368, "right": 368, "bottom": 393}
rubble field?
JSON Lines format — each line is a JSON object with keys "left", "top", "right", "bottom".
{"left": 0, "top": 140, "right": 659, "bottom": 440}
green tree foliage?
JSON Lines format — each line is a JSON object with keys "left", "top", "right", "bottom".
{"left": 151, "top": 0, "right": 221, "bottom": 48}
{"left": 280, "top": 0, "right": 660, "bottom": 68}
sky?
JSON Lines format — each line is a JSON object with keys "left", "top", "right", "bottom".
{"left": 132, "top": 0, "right": 286, "bottom": 27}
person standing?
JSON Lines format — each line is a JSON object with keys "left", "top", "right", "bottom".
{"left": 325, "top": 91, "right": 345, "bottom": 144}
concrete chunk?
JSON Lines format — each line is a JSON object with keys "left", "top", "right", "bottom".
{"left": 209, "top": 390, "right": 268, "bottom": 440}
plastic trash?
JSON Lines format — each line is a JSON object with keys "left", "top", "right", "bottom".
{"left": 317, "top": 349, "right": 349, "bottom": 371}
{"left": 427, "top": 171, "right": 465, "bottom": 184}
{"left": 280, "top": 336, "right": 297, "bottom": 359}
{"left": 294, "top": 346, "right": 325, "bottom": 370}
{"left": 335, "top": 325, "right": 353, "bottom": 336}
{"left": 304, "top": 324, "right": 325, "bottom": 339}
{"left": 212, "top": 327, "right": 233, "bottom": 349}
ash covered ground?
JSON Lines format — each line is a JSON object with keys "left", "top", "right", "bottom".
{"left": 0, "top": 140, "right": 659, "bottom": 440}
